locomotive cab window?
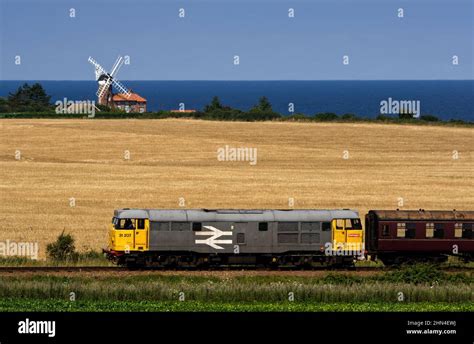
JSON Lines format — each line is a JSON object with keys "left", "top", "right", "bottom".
{"left": 258, "top": 222, "right": 268, "bottom": 231}
{"left": 136, "top": 219, "right": 145, "bottom": 230}
{"left": 336, "top": 219, "right": 361, "bottom": 230}
{"left": 114, "top": 218, "right": 135, "bottom": 230}
{"left": 347, "top": 219, "right": 362, "bottom": 230}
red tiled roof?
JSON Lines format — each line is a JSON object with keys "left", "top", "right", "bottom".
{"left": 112, "top": 93, "right": 147, "bottom": 102}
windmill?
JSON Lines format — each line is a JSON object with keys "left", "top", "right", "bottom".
{"left": 88, "top": 56, "right": 131, "bottom": 106}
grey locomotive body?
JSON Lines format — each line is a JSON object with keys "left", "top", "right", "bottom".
{"left": 107, "top": 208, "right": 363, "bottom": 268}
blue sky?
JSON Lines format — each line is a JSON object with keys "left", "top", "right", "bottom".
{"left": 0, "top": 0, "right": 472, "bottom": 80}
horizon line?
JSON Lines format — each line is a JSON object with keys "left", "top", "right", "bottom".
{"left": 2, "top": 79, "right": 474, "bottom": 82}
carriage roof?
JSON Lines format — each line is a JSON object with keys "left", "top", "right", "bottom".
{"left": 368, "top": 210, "right": 474, "bottom": 221}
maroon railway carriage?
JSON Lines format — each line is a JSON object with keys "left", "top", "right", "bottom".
{"left": 365, "top": 210, "right": 474, "bottom": 265}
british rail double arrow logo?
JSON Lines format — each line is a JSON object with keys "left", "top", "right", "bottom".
{"left": 195, "top": 226, "right": 233, "bottom": 249}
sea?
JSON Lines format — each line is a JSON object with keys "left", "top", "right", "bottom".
{"left": 1, "top": 80, "right": 473, "bottom": 121}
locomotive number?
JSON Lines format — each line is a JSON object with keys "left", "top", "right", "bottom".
{"left": 119, "top": 233, "right": 132, "bottom": 238}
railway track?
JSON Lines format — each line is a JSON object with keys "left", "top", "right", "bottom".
{"left": 0, "top": 266, "right": 128, "bottom": 273}
{"left": 0, "top": 265, "right": 471, "bottom": 273}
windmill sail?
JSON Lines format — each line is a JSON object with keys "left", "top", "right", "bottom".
{"left": 111, "top": 78, "right": 131, "bottom": 97}
{"left": 110, "top": 56, "right": 124, "bottom": 77}
{"left": 88, "top": 56, "right": 131, "bottom": 101}
{"left": 88, "top": 57, "right": 107, "bottom": 81}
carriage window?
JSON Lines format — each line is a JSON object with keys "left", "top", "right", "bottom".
{"left": 454, "top": 223, "right": 462, "bottom": 238}
{"left": 397, "top": 223, "right": 406, "bottom": 238}
{"left": 171, "top": 222, "right": 190, "bottom": 231}
{"left": 258, "top": 222, "right": 268, "bottom": 231}
{"left": 462, "top": 223, "right": 473, "bottom": 239}
{"left": 426, "top": 223, "right": 434, "bottom": 238}
{"left": 381, "top": 224, "right": 390, "bottom": 237}
{"left": 192, "top": 222, "right": 202, "bottom": 231}
{"left": 434, "top": 223, "right": 444, "bottom": 239}
{"left": 136, "top": 219, "right": 145, "bottom": 230}
{"left": 322, "top": 222, "right": 331, "bottom": 231}
{"left": 406, "top": 223, "right": 416, "bottom": 239}
{"left": 278, "top": 222, "right": 299, "bottom": 231}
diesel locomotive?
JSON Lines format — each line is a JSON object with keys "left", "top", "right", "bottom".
{"left": 103, "top": 208, "right": 474, "bottom": 268}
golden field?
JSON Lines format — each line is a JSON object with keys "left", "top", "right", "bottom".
{"left": 0, "top": 119, "right": 472, "bottom": 258}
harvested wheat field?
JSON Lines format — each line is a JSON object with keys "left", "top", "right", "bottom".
{"left": 0, "top": 119, "right": 472, "bottom": 258}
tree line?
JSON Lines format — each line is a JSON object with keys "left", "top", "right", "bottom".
{"left": 0, "top": 83, "right": 52, "bottom": 112}
{"left": 1, "top": 82, "right": 469, "bottom": 125}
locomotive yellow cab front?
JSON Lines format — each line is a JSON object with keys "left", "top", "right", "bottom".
{"left": 109, "top": 217, "right": 149, "bottom": 252}
{"left": 331, "top": 218, "right": 364, "bottom": 255}
{"left": 104, "top": 209, "right": 151, "bottom": 265}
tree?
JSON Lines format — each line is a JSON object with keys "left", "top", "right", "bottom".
{"left": 398, "top": 113, "right": 414, "bottom": 120}
{"left": 420, "top": 114, "right": 439, "bottom": 122}
{"left": 6, "top": 82, "right": 52, "bottom": 112}
{"left": 46, "top": 231, "right": 77, "bottom": 261}
{"left": 204, "top": 96, "right": 224, "bottom": 113}
{"left": 341, "top": 113, "right": 359, "bottom": 120}
{"left": 313, "top": 112, "right": 338, "bottom": 121}
{"left": 28, "top": 83, "right": 51, "bottom": 106}
{"left": 0, "top": 97, "right": 11, "bottom": 113}
{"left": 250, "top": 96, "right": 273, "bottom": 113}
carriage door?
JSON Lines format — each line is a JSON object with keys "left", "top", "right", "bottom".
{"left": 332, "top": 219, "right": 346, "bottom": 249}
{"left": 134, "top": 219, "right": 149, "bottom": 251}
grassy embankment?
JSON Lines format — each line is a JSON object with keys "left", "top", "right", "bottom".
{"left": 0, "top": 266, "right": 471, "bottom": 311}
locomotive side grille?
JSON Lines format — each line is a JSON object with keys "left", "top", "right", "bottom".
{"left": 301, "top": 233, "right": 320, "bottom": 244}
{"left": 278, "top": 233, "right": 298, "bottom": 244}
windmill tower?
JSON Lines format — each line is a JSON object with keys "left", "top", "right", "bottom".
{"left": 88, "top": 56, "right": 131, "bottom": 106}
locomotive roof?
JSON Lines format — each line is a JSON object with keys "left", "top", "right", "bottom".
{"left": 114, "top": 209, "right": 360, "bottom": 222}
{"left": 369, "top": 210, "right": 474, "bottom": 221}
